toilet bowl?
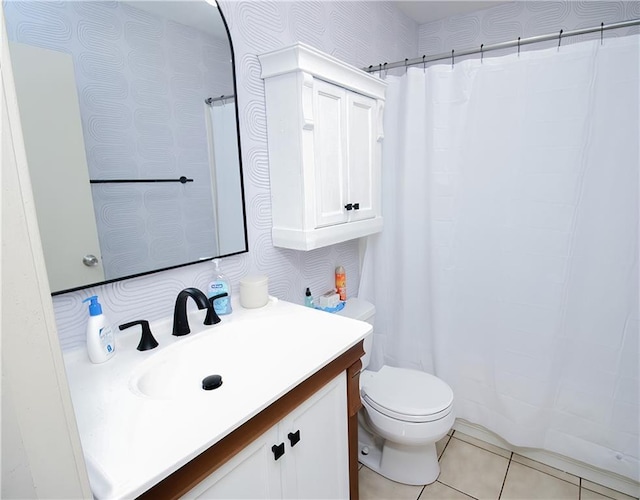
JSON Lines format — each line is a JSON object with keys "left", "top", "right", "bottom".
{"left": 337, "top": 299, "right": 455, "bottom": 486}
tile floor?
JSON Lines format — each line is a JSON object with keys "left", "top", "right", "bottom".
{"left": 359, "top": 431, "right": 639, "bottom": 500}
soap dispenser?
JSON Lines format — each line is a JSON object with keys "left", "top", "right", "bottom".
{"left": 83, "top": 295, "right": 116, "bottom": 363}
{"left": 207, "top": 259, "right": 232, "bottom": 315}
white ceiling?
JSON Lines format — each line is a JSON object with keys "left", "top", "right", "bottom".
{"left": 394, "top": 1, "right": 509, "bottom": 24}
{"left": 126, "top": 1, "right": 509, "bottom": 39}
{"left": 122, "top": 1, "right": 226, "bottom": 39}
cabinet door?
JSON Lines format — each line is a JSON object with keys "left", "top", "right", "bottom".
{"left": 313, "top": 80, "right": 348, "bottom": 228}
{"left": 9, "top": 42, "right": 106, "bottom": 291}
{"left": 281, "top": 373, "right": 349, "bottom": 499}
{"left": 346, "top": 91, "right": 378, "bottom": 222}
{"left": 183, "top": 426, "right": 282, "bottom": 499}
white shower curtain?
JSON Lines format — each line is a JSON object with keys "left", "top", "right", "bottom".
{"left": 360, "top": 35, "right": 639, "bottom": 481}
{"left": 206, "top": 99, "right": 243, "bottom": 256}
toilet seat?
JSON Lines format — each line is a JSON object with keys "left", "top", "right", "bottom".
{"left": 361, "top": 366, "right": 454, "bottom": 423}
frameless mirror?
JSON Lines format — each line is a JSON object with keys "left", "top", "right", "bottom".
{"left": 5, "top": 0, "right": 247, "bottom": 294}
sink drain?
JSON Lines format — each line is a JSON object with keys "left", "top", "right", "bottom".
{"left": 202, "top": 374, "right": 223, "bottom": 390}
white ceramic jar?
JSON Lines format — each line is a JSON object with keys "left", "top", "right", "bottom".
{"left": 239, "top": 275, "right": 269, "bottom": 308}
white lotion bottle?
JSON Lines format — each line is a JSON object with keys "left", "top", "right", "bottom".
{"left": 83, "top": 295, "right": 116, "bottom": 363}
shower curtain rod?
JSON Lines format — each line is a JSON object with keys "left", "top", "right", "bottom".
{"left": 205, "top": 94, "right": 235, "bottom": 105}
{"left": 364, "top": 18, "right": 640, "bottom": 73}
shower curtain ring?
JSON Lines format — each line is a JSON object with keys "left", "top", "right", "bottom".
{"left": 451, "top": 49, "right": 455, "bottom": 69}
{"left": 601, "top": 22, "right": 604, "bottom": 45}
{"left": 383, "top": 62, "right": 388, "bottom": 78}
{"left": 558, "top": 29, "right": 563, "bottom": 49}
{"left": 480, "top": 44, "right": 484, "bottom": 63}
{"left": 379, "top": 63, "right": 382, "bottom": 77}
{"left": 404, "top": 58, "right": 409, "bottom": 74}
{"left": 517, "top": 37, "right": 521, "bottom": 57}
{"left": 422, "top": 55, "right": 426, "bottom": 72}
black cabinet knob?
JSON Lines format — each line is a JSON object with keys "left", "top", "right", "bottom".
{"left": 288, "top": 430, "right": 301, "bottom": 447}
{"left": 272, "top": 443, "right": 285, "bottom": 461}
{"left": 344, "top": 203, "right": 353, "bottom": 211}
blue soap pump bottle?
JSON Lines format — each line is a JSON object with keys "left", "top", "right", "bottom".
{"left": 208, "top": 259, "right": 232, "bottom": 315}
{"left": 83, "top": 295, "right": 116, "bottom": 363}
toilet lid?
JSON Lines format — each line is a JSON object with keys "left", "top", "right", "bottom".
{"left": 361, "top": 366, "right": 454, "bottom": 423}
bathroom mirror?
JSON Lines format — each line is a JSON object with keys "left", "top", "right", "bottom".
{"left": 5, "top": 0, "right": 247, "bottom": 294}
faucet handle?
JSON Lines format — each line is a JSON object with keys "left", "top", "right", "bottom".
{"left": 205, "top": 293, "right": 228, "bottom": 325}
{"left": 119, "top": 320, "right": 159, "bottom": 351}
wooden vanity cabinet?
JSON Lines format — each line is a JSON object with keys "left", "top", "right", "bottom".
{"left": 138, "top": 341, "right": 365, "bottom": 500}
{"left": 185, "top": 374, "right": 348, "bottom": 499}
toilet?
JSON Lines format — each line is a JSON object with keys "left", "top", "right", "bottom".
{"left": 337, "top": 298, "right": 455, "bottom": 486}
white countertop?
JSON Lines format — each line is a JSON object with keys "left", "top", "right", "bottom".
{"left": 63, "top": 297, "right": 371, "bottom": 499}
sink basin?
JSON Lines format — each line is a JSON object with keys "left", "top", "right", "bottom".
{"left": 129, "top": 317, "right": 310, "bottom": 400}
{"left": 130, "top": 341, "right": 238, "bottom": 400}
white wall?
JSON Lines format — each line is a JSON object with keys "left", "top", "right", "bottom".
{"left": 418, "top": 1, "right": 639, "bottom": 57}
{"left": 50, "top": 0, "right": 419, "bottom": 351}
{"left": 1, "top": 11, "right": 92, "bottom": 495}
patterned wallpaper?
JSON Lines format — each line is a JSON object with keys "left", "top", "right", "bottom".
{"left": 44, "top": 0, "right": 419, "bottom": 351}
{"left": 28, "top": 0, "right": 639, "bottom": 351}
{"left": 417, "top": 1, "right": 640, "bottom": 62}
{"left": 5, "top": 1, "right": 234, "bottom": 281}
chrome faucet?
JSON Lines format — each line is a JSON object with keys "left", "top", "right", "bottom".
{"left": 172, "top": 287, "right": 227, "bottom": 336}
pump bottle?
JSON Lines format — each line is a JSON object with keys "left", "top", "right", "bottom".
{"left": 208, "top": 259, "right": 232, "bottom": 315}
{"left": 305, "top": 287, "right": 314, "bottom": 308}
{"left": 83, "top": 295, "right": 116, "bottom": 363}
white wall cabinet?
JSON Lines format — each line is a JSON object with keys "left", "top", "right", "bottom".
{"left": 183, "top": 373, "right": 349, "bottom": 499}
{"left": 259, "top": 43, "right": 386, "bottom": 250}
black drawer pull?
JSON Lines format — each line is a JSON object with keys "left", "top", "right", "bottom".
{"left": 272, "top": 443, "right": 285, "bottom": 460}
{"left": 344, "top": 203, "right": 353, "bottom": 211}
{"left": 288, "top": 430, "right": 301, "bottom": 447}
{"left": 353, "top": 203, "right": 360, "bottom": 210}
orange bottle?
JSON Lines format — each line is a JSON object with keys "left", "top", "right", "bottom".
{"left": 335, "top": 265, "right": 346, "bottom": 301}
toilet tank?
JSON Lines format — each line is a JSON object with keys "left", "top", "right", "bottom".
{"left": 337, "top": 298, "right": 375, "bottom": 369}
